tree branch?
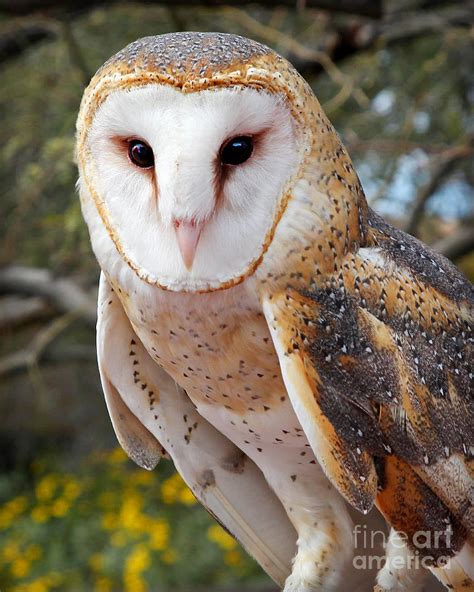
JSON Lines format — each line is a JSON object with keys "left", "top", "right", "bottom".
{"left": 0, "top": 0, "right": 383, "bottom": 19}
{"left": 432, "top": 226, "right": 474, "bottom": 261}
{"left": 222, "top": 6, "right": 370, "bottom": 111}
{"left": 0, "top": 266, "right": 97, "bottom": 328}
{"left": 0, "top": 23, "right": 56, "bottom": 64}
{"left": 60, "top": 18, "right": 92, "bottom": 86}
{"left": 0, "top": 295, "right": 52, "bottom": 329}
{"left": 297, "top": 3, "right": 474, "bottom": 78}
{"left": 404, "top": 140, "right": 474, "bottom": 236}
{"left": 2, "top": 1, "right": 470, "bottom": 76}
{"left": 0, "top": 342, "right": 96, "bottom": 378}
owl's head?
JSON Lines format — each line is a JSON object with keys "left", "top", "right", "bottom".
{"left": 77, "top": 33, "right": 363, "bottom": 292}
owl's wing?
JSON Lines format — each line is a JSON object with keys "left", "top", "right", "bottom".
{"left": 262, "top": 291, "right": 378, "bottom": 514}
{"left": 262, "top": 283, "right": 473, "bottom": 549}
{"left": 97, "top": 273, "right": 296, "bottom": 585}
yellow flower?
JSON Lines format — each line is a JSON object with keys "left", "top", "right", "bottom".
{"left": 160, "top": 472, "right": 194, "bottom": 505}
{"left": 11, "top": 557, "right": 31, "bottom": 578}
{"left": 124, "top": 574, "right": 147, "bottom": 592}
{"left": 119, "top": 492, "right": 141, "bottom": 526}
{"left": 124, "top": 544, "right": 150, "bottom": 591}
{"left": 178, "top": 486, "right": 196, "bottom": 505}
{"left": 148, "top": 520, "right": 169, "bottom": 551}
{"left": 207, "top": 525, "right": 237, "bottom": 551}
{"left": 118, "top": 491, "right": 150, "bottom": 533}
{"left": 224, "top": 550, "right": 243, "bottom": 567}
{"left": 125, "top": 543, "right": 150, "bottom": 574}
{"left": 63, "top": 479, "right": 81, "bottom": 500}
{"left": 13, "top": 572, "right": 62, "bottom": 592}
{"left": 108, "top": 447, "right": 128, "bottom": 464}
{"left": 9, "top": 496, "right": 28, "bottom": 513}
{"left": 160, "top": 473, "right": 182, "bottom": 504}
{"left": 130, "top": 470, "right": 154, "bottom": 486}
{"left": 51, "top": 498, "right": 69, "bottom": 518}
{"left": 0, "top": 496, "right": 28, "bottom": 528}
{"left": 2, "top": 540, "right": 20, "bottom": 561}
{"left": 35, "top": 475, "right": 58, "bottom": 502}
{"left": 31, "top": 506, "right": 50, "bottom": 524}
{"left": 22, "top": 581, "right": 48, "bottom": 592}
{"left": 161, "top": 548, "right": 178, "bottom": 564}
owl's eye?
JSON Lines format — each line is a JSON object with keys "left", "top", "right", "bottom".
{"left": 220, "top": 136, "right": 253, "bottom": 166}
{"left": 128, "top": 140, "right": 154, "bottom": 168}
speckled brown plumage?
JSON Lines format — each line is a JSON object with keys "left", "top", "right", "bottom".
{"left": 264, "top": 209, "right": 473, "bottom": 552}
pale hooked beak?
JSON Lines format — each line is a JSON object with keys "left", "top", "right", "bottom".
{"left": 174, "top": 219, "right": 203, "bottom": 270}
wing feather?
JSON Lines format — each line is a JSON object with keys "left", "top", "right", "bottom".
{"left": 262, "top": 274, "right": 473, "bottom": 558}
{"left": 263, "top": 293, "right": 378, "bottom": 514}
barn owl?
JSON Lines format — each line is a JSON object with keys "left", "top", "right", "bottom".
{"left": 76, "top": 32, "right": 473, "bottom": 592}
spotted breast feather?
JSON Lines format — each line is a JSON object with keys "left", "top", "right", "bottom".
{"left": 96, "top": 273, "right": 297, "bottom": 586}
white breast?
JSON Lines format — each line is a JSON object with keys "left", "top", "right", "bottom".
{"left": 119, "top": 278, "right": 311, "bottom": 457}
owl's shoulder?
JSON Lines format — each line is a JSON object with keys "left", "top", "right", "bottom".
{"left": 272, "top": 209, "right": 473, "bottom": 464}
{"left": 364, "top": 209, "right": 474, "bottom": 308}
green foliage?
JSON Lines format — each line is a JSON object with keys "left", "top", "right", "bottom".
{"left": 0, "top": 448, "right": 266, "bottom": 592}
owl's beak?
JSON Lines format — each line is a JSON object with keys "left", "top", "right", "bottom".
{"left": 174, "top": 219, "right": 203, "bottom": 270}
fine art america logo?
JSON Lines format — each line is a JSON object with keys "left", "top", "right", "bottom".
{"left": 353, "top": 525, "right": 454, "bottom": 570}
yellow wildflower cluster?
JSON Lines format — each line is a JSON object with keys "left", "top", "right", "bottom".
{"left": 160, "top": 472, "right": 196, "bottom": 506}
{"left": 31, "top": 473, "right": 81, "bottom": 524}
{"left": 207, "top": 524, "right": 237, "bottom": 551}
{"left": 129, "top": 469, "right": 154, "bottom": 486}
{"left": 0, "top": 496, "right": 28, "bottom": 529}
{"left": 1, "top": 540, "right": 45, "bottom": 587}
{"left": 207, "top": 525, "right": 244, "bottom": 568}
{"left": 101, "top": 488, "right": 170, "bottom": 548}
{"left": 124, "top": 543, "right": 150, "bottom": 592}
{"left": 0, "top": 446, "right": 255, "bottom": 590}
{"left": 224, "top": 550, "right": 243, "bottom": 567}
{"left": 107, "top": 447, "right": 128, "bottom": 464}
{"left": 12, "top": 571, "right": 62, "bottom": 592}
{"left": 95, "top": 482, "right": 172, "bottom": 589}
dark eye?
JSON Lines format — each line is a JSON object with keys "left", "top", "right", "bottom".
{"left": 220, "top": 136, "right": 253, "bottom": 166}
{"left": 128, "top": 140, "right": 154, "bottom": 168}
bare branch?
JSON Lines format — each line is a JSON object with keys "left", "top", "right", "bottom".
{"left": 2, "top": 1, "right": 469, "bottom": 78}
{"left": 404, "top": 141, "right": 474, "bottom": 236}
{"left": 0, "top": 296, "right": 52, "bottom": 329}
{"left": 432, "top": 226, "right": 474, "bottom": 261}
{"left": 222, "top": 6, "right": 370, "bottom": 111}
{"left": 60, "top": 19, "right": 92, "bottom": 86}
{"left": 0, "top": 0, "right": 383, "bottom": 19}
{"left": 0, "top": 0, "right": 101, "bottom": 17}
{"left": 0, "top": 342, "right": 96, "bottom": 378}
{"left": 297, "top": 3, "right": 474, "bottom": 78}
{"left": 0, "top": 266, "right": 97, "bottom": 328}
{"left": 0, "top": 22, "right": 56, "bottom": 64}
{"left": 0, "top": 314, "right": 74, "bottom": 378}
{"left": 381, "top": 4, "right": 474, "bottom": 43}
{"left": 345, "top": 138, "right": 456, "bottom": 155}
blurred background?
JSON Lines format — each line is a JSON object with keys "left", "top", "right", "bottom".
{"left": 0, "top": 0, "right": 473, "bottom": 590}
